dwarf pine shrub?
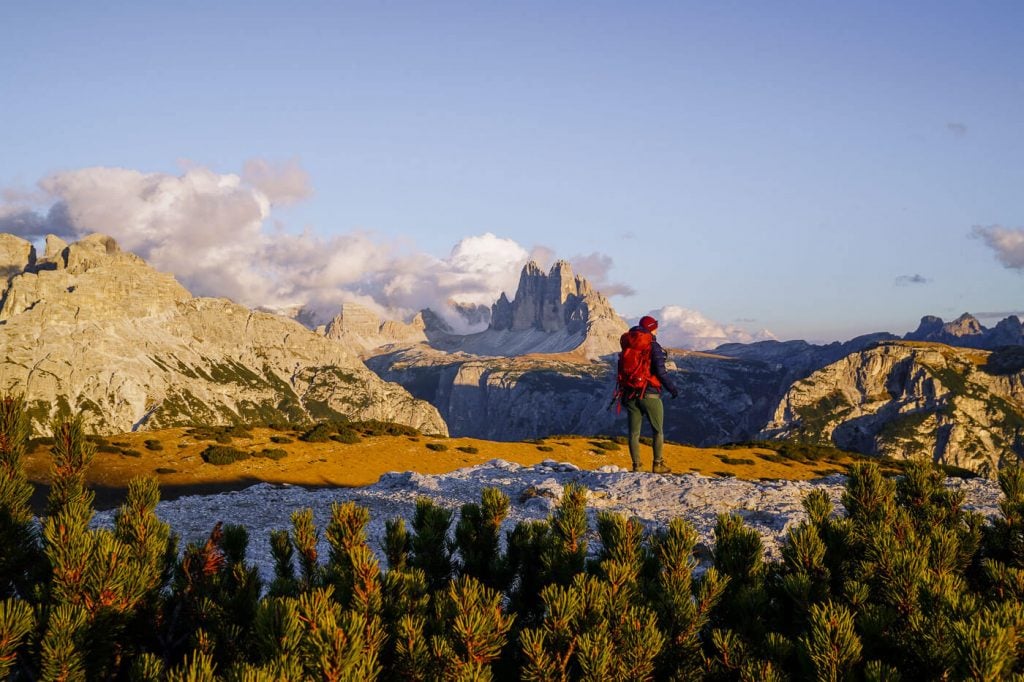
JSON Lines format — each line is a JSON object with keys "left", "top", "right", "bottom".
{"left": 6, "top": 394, "right": 1024, "bottom": 679}
{"left": 200, "top": 444, "right": 250, "bottom": 465}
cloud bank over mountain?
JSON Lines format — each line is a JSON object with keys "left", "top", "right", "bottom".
{"left": 638, "top": 305, "right": 776, "bottom": 351}
{"left": 0, "top": 163, "right": 589, "bottom": 329}
{"left": 1, "top": 163, "right": 758, "bottom": 339}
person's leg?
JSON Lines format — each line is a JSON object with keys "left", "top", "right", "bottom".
{"left": 625, "top": 398, "right": 643, "bottom": 471}
{"left": 643, "top": 394, "right": 668, "bottom": 472}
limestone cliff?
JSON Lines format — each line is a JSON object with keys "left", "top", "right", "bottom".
{"left": 761, "top": 341, "right": 1024, "bottom": 474}
{"left": 366, "top": 344, "right": 785, "bottom": 443}
{"left": 0, "top": 233, "right": 447, "bottom": 436}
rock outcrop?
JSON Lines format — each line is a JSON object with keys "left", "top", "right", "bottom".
{"left": 425, "top": 260, "right": 627, "bottom": 359}
{"left": 761, "top": 342, "right": 1024, "bottom": 474}
{"left": 1, "top": 234, "right": 36, "bottom": 291}
{"left": 0, "top": 233, "right": 447, "bottom": 436}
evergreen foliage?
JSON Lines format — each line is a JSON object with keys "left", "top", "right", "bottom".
{"left": 6, "top": 394, "right": 1024, "bottom": 679}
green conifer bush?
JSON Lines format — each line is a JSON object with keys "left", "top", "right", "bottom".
{"left": 200, "top": 445, "right": 250, "bottom": 465}
{"left": 7, "top": 394, "right": 1024, "bottom": 679}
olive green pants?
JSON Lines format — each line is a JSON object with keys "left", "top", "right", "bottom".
{"left": 624, "top": 393, "right": 664, "bottom": 468}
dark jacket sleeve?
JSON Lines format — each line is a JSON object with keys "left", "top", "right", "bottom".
{"left": 651, "top": 340, "right": 679, "bottom": 395}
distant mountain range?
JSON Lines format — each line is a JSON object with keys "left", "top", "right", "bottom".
{"left": 2, "top": 230, "right": 1022, "bottom": 475}
{"left": 904, "top": 312, "right": 1024, "bottom": 348}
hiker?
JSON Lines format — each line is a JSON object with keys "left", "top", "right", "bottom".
{"left": 616, "top": 315, "right": 679, "bottom": 473}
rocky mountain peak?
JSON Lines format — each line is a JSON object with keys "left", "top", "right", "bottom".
{"left": 947, "top": 313, "right": 983, "bottom": 336}
{"left": 496, "top": 260, "right": 609, "bottom": 334}
{"left": 1, "top": 232, "right": 191, "bottom": 323}
{"left": 910, "top": 315, "right": 945, "bottom": 337}
{"left": 991, "top": 316, "right": 1024, "bottom": 346}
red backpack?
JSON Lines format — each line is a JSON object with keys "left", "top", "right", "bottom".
{"left": 616, "top": 329, "right": 662, "bottom": 399}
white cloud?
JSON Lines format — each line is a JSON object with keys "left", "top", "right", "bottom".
{"left": 570, "top": 252, "right": 635, "bottom": 297}
{"left": 241, "top": 158, "right": 312, "bottom": 205}
{"left": 2, "top": 163, "right": 639, "bottom": 333}
{"left": 639, "top": 305, "right": 776, "bottom": 350}
{"left": 973, "top": 225, "right": 1024, "bottom": 270}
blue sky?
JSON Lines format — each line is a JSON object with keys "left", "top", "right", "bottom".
{"left": 2, "top": 1, "right": 1022, "bottom": 343}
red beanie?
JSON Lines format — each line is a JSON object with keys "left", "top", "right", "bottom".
{"left": 639, "top": 315, "right": 658, "bottom": 332}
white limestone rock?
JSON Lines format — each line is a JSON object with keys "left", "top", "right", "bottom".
{"left": 0, "top": 232, "right": 447, "bottom": 436}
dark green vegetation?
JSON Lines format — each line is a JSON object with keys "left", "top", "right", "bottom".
{"left": 425, "top": 442, "right": 448, "bottom": 452}
{"left": 141, "top": 359, "right": 365, "bottom": 429}
{"left": 716, "top": 454, "right": 756, "bottom": 466}
{"left": 200, "top": 444, "right": 250, "bottom": 465}
{"left": 298, "top": 418, "right": 419, "bottom": 445}
{"left": 4, "top": 396, "right": 1024, "bottom": 679}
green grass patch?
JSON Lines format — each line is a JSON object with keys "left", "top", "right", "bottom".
{"left": 144, "top": 439, "right": 164, "bottom": 451}
{"left": 589, "top": 440, "right": 621, "bottom": 451}
{"left": 270, "top": 435, "right": 293, "bottom": 444}
{"left": 120, "top": 449, "right": 142, "bottom": 458}
{"left": 456, "top": 446, "right": 479, "bottom": 454}
{"left": 426, "top": 442, "right": 449, "bottom": 452}
{"left": 155, "top": 467, "right": 177, "bottom": 474}
{"left": 536, "top": 445, "right": 555, "bottom": 452}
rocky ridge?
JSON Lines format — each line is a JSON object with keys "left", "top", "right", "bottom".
{"left": 761, "top": 341, "right": 1024, "bottom": 474}
{"left": 0, "top": 233, "right": 447, "bottom": 436}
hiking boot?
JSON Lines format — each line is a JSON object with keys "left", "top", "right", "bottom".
{"left": 631, "top": 464, "right": 642, "bottom": 473}
{"left": 652, "top": 462, "right": 672, "bottom": 474}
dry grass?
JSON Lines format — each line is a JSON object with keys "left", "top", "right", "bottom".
{"left": 22, "top": 427, "right": 870, "bottom": 509}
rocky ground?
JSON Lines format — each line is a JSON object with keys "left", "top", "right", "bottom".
{"left": 93, "top": 459, "right": 1003, "bottom": 584}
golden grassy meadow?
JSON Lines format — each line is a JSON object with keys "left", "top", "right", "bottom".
{"left": 21, "top": 425, "right": 895, "bottom": 510}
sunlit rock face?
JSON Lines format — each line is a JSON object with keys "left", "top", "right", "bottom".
{"left": 0, "top": 232, "right": 447, "bottom": 436}
{"left": 761, "top": 342, "right": 1024, "bottom": 475}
